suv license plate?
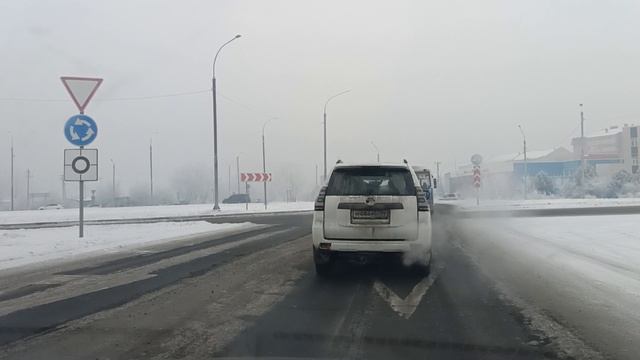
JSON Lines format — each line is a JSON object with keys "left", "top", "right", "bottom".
{"left": 351, "top": 209, "right": 390, "bottom": 224}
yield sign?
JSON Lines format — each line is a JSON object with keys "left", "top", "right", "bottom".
{"left": 60, "top": 76, "right": 103, "bottom": 113}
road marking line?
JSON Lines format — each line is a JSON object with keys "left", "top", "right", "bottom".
{"left": 373, "top": 267, "right": 442, "bottom": 319}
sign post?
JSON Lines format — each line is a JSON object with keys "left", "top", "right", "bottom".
{"left": 240, "top": 172, "right": 273, "bottom": 210}
{"left": 61, "top": 76, "right": 103, "bottom": 237}
{"left": 471, "top": 154, "right": 483, "bottom": 206}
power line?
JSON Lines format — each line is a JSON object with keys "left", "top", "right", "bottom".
{"left": 0, "top": 89, "right": 211, "bottom": 102}
{"left": 99, "top": 89, "right": 211, "bottom": 101}
{"left": 0, "top": 87, "right": 278, "bottom": 123}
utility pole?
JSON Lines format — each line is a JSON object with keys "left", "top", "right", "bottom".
{"left": 149, "top": 138, "right": 154, "bottom": 203}
{"left": 262, "top": 118, "right": 275, "bottom": 210}
{"left": 236, "top": 156, "right": 240, "bottom": 193}
{"left": 262, "top": 133, "right": 267, "bottom": 209}
{"left": 518, "top": 125, "right": 528, "bottom": 200}
{"left": 110, "top": 159, "right": 116, "bottom": 204}
{"left": 435, "top": 161, "right": 441, "bottom": 194}
{"left": 580, "top": 104, "right": 586, "bottom": 186}
{"left": 10, "top": 136, "right": 14, "bottom": 211}
{"left": 26, "top": 169, "right": 31, "bottom": 209}
{"left": 211, "top": 34, "right": 242, "bottom": 211}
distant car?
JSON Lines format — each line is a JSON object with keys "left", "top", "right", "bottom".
{"left": 38, "top": 203, "right": 64, "bottom": 210}
{"left": 312, "top": 162, "right": 432, "bottom": 276}
{"left": 223, "top": 193, "right": 251, "bottom": 204}
{"left": 439, "top": 193, "right": 460, "bottom": 201}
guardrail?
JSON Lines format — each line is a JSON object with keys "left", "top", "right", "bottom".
{"left": 0, "top": 210, "right": 313, "bottom": 230}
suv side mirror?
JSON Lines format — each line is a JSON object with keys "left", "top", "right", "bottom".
{"left": 433, "top": 178, "right": 438, "bottom": 188}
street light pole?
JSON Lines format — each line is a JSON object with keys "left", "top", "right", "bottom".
{"left": 323, "top": 90, "right": 351, "bottom": 182}
{"left": 435, "top": 161, "right": 441, "bottom": 194}
{"left": 149, "top": 138, "right": 153, "bottom": 203}
{"left": 10, "top": 136, "right": 14, "bottom": 211}
{"left": 262, "top": 118, "right": 275, "bottom": 210}
{"left": 236, "top": 155, "right": 240, "bottom": 194}
{"left": 580, "top": 104, "right": 585, "bottom": 186}
{"left": 110, "top": 159, "right": 116, "bottom": 204}
{"left": 371, "top": 141, "right": 380, "bottom": 163}
{"left": 26, "top": 169, "right": 31, "bottom": 210}
{"left": 212, "top": 34, "right": 241, "bottom": 211}
{"left": 518, "top": 125, "right": 528, "bottom": 200}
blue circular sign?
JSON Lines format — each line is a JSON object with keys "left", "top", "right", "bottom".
{"left": 64, "top": 114, "right": 98, "bottom": 146}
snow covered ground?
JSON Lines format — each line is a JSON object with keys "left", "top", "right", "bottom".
{"left": 0, "top": 202, "right": 313, "bottom": 225}
{"left": 443, "top": 197, "right": 640, "bottom": 211}
{"left": 0, "top": 221, "right": 257, "bottom": 271}
{"left": 458, "top": 214, "right": 640, "bottom": 360}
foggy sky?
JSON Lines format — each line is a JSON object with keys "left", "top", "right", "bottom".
{"left": 2, "top": 0, "right": 640, "bottom": 202}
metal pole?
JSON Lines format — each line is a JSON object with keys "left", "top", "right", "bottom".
{"left": 524, "top": 137, "right": 528, "bottom": 200}
{"left": 436, "top": 161, "right": 441, "bottom": 194}
{"left": 110, "top": 159, "right": 115, "bottom": 204}
{"left": 212, "top": 76, "right": 220, "bottom": 210}
{"left": 61, "top": 175, "right": 66, "bottom": 206}
{"left": 26, "top": 169, "right": 30, "bottom": 210}
{"left": 323, "top": 90, "right": 351, "bottom": 182}
{"left": 228, "top": 164, "right": 231, "bottom": 195}
{"left": 212, "top": 34, "right": 241, "bottom": 211}
{"left": 580, "top": 104, "right": 585, "bottom": 186}
{"left": 10, "top": 136, "right": 14, "bottom": 211}
{"left": 518, "top": 125, "right": 528, "bottom": 200}
{"left": 149, "top": 138, "right": 153, "bottom": 202}
{"left": 262, "top": 132, "right": 267, "bottom": 210}
{"left": 79, "top": 178, "right": 84, "bottom": 237}
{"left": 79, "top": 146, "right": 84, "bottom": 238}
{"left": 315, "top": 164, "right": 318, "bottom": 186}
{"left": 236, "top": 156, "right": 240, "bottom": 193}
{"left": 371, "top": 141, "right": 380, "bottom": 163}
{"left": 262, "top": 119, "right": 274, "bottom": 210}
{"left": 323, "top": 111, "right": 327, "bottom": 181}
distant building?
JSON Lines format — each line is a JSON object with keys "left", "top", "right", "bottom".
{"left": 449, "top": 147, "right": 575, "bottom": 198}
{"left": 571, "top": 124, "right": 639, "bottom": 175}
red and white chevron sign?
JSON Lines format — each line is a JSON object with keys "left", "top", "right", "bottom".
{"left": 472, "top": 166, "right": 481, "bottom": 188}
{"left": 240, "top": 172, "right": 272, "bottom": 182}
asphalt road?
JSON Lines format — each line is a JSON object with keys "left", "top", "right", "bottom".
{"left": 0, "top": 207, "right": 628, "bottom": 359}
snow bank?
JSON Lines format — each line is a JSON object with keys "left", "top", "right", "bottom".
{"left": 0, "top": 221, "right": 255, "bottom": 271}
{"left": 0, "top": 202, "right": 313, "bottom": 225}
{"left": 447, "top": 197, "right": 640, "bottom": 211}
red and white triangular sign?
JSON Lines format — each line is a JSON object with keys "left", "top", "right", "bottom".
{"left": 60, "top": 76, "right": 103, "bottom": 113}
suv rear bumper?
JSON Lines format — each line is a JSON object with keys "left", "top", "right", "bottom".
{"left": 312, "top": 211, "right": 432, "bottom": 260}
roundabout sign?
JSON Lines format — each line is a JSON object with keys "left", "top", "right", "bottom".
{"left": 64, "top": 114, "right": 98, "bottom": 147}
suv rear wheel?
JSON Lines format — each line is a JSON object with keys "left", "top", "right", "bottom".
{"left": 313, "top": 247, "right": 333, "bottom": 277}
{"left": 315, "top": 261, "right": 332, "bottom": 277}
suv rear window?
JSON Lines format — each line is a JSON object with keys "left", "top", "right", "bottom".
{"left": 326, "top": 167, "right": 415, "bottom": 196}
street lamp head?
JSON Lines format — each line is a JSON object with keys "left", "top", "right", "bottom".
{"left": 235, "top": 34, "right": 242, "bottom": 38}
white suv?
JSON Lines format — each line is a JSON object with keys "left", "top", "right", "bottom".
{"left": 312, "top": 162, "right": 432, "bottom": 276}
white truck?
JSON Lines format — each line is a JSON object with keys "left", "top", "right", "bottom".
{"left": 412, "top": 166, "right": 436, "bottom": 212}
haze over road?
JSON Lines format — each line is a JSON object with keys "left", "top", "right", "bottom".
{"left": 0, "top": 206, "right": 638, "bottom": 359}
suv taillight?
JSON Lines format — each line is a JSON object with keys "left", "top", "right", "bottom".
{"left": 416, "top": 187, "right": 430, "bottom": 212}
{"left": 315, "top": 186, "right": 328, "bottom": 211}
